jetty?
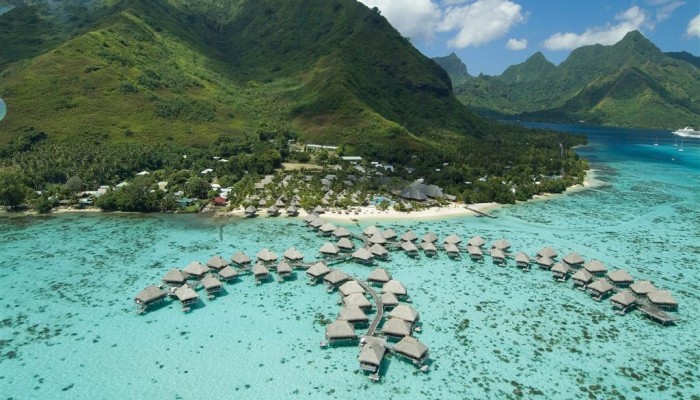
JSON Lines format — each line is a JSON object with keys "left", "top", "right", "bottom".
{"left": 639, "top": 305, "right": 678, "bottom": 326}
{"left": 357, "top": 280, "right": 383, "bottom": 337}
{"left": 466, "top": 205, "right": 496, "bottom": 218}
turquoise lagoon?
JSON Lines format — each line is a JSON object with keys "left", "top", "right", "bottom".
{"left": 1, "top": 125, "right": 699, "bottom": 399}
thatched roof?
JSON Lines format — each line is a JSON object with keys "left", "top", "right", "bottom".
{"left": 467, "top": 246, "right": 483, "bottom": 256}
{"left": 630, "top": 280, "right": 656, "bottom": 295}
{"left": 383, "top": 229, "right": 398, "bottom": 241}
{"left": 252, "top": 263, "right": 269, "bottom": 277}
{"left": 369, "top": 243, "right": 388, "bottom": 257}
{"left": 394, "top": 336, "right": 429, "bottom": 359}
{"left": 563, "top": 252, "right": 585, "bottom": 265}
{"left": 313, "top": 205, "right": 325, "bottom": 214}
{"left": 611, "top": 290, "right": 637, "bottom": 307}
{"left": 319, "top": 222, "right": 337, "bottom": 233}
{"left": 325, "top": 320, "right": 356, "bottom": 340}
{"left": 382, "top": 280, "right": 407, "bottom": 296}
{"left": 492, "top": 238, "right": 511, "bottom": 250}
{"left": 380, "top": 292, "right": 399, "bottom": 307}
{"left": 490, "top": 248, "right": 506, "bottom": 259}
{"left": 319, "top": 242, "right": 341, "bottom": 255}
{"left": 336, "top": 237, "right": 355, "bottom": 250}
{"left": 647, "top": 290, "right": 678, "bottom": 307}
{"left": 324, "top": 269, "right": 351, "bottom": 286}
{"left": 363, "top": 225, "right": 380, "bottom": 236}
{"left": 304, "top": 214, "right": 318, "bottom": 223}
{"left": 537, "top": 246, "right": 558, "bottom": 258}
{"left": 309, "top": 218, "right": 324, "bottom": 228}
{"left": 401, "top": 230, "right": 418, "bottom": 242}
{"left": 444, "top": 234, "right": 462, "bottom": 244}
{"left": 422, "top": 232, "right": 438, "bottom": 243}
{"left": 381, "top": 318, "right": 412, "bottom": 337}
{"left": 607, "top": 270, "right": 633, "bottom": 284}
{"left": 276, "top": 260, "right": 293, "bottom": 274}
{"left": 244, "top": 205, "right": 257, "bottom": 214}
{"left": 343, "top": 293, "right": 371, "bottom": 308}
{"left": 572, "top": 269, "right": 593, "bottom": 283}
{"left": 421, "top": 241, "right": 437, "bottom": 252}
{"left": 218, "top": 266, "right": 239, "bottom": 280}
{"left": 358, "top": 342, "right": 385, "bottom": 366}
{"left": 587, "top": 279, "right": 614, "bottom": 294}
{"left": 231, "top": 252, "right": 251, "bottom": 265}
{"left": 256, "top": 248, "right": 278, "bottom": 263}
{"left": 163, "top": 269, "right": 189, "bottom": 284}
{"left": 369, "top": 231, "right": 387, "bottom": 245}
{"left": 584, "top": 259, "right": 607, "bottom": 274}
{"left": 283, "top": 247, "right": 304, "bottom": 261}
{"left": 401, "top": 241, "right": 419, "bottom": 252}
{"left": 389, "top": 304, "right": 419, "bottom": 323}
{"left": 184, "top": 261, "right": 210, "bottom": 277}
{"left": 201, "top": 275, "right": 223, "bottom": 290}
{"left": 468, "top": 236, "right": 486, "bottom": 247}
{"left": 175, "top": 284, "right": 198, "bottom": 302}
{"left": 135, "top": 285, "right": 166, "bottom": 304}
{"left": 537, "top": 256, "right": 554, "bottom": 267}
{"left": 339, "top": 280, "right": 365, "bottom": 296}
{"left": 338, "top": 306, "right": 368, "bottom": 323}
{"left": 206, "top": 255, "right": 229, "bottom": 270}
{"left": 551, "top": 262, "right": 570, "bottom": 275}
{"left": 399, "top": 185, "right": 427, "bottom": 201}
{"left": 286, "top": 204, "right": 299, "bottom": 214}
{"left": 352, "top": 248, "right": 373, "bottom": 262}
{"left": 306, "top": 262, "right": 331, "bottom": 278}
{"left": 444, "top": 243, "right": 460, "bottom": 253}
{"left": 332, "top": 227, "right": 352, "bottom": 238}
{"left": 514, "top": 252, "right": 530, "bottom": 264}
{"left": 267, "top": 205, "right": 279, "bottom": 214}
{"left": 368, "top": 268, "right": 392, "bottom": 283}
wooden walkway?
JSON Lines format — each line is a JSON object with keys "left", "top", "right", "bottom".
{"left": 358, "top": 280, "right": 384, "bottom": 337}
{"left": 466, "top": 206, "right": 497, "bottom": 218}
{"left": 638, "top": 305, "right": 678, "bottom": 326}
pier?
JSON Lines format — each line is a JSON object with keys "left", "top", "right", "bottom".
{"left": 466, "top": 205, "right": 497, "bottom": 218}
{"left": 357, "top": 280, "right": 384, "bottom": 337}
{"left": 638, "top": 305, "right": 678, "bottom": 326}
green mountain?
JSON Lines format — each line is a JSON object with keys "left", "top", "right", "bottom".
{"left": 432, "top": 52, "right": 471, "bottom": 86}
{"left": 0, "top": 0, "right": 488, "bottom": 160}
{"left": 447, "top": 31, "right": 700, "bottom": 129}
{"left": 666, "top": 51, "right": 700, "bottom": 68}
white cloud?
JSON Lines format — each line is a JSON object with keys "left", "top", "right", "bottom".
{"left": 543, "top": 6, "right": 649, "bottom": 51}
{"left": 506, "top": 38, "right": 527, "bottom": 50}
{"left": 654, "top": 1, "right": 684, "bottom": 22}
{"left": 688, "top": 14, "right": 700, "bottom": 38}
{"left": 358, "top": 0, "right": 526, "bottom": 48}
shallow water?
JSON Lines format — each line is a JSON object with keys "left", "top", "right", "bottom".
{"left": 1, "top": 125, "right": 699, "bottom": 399}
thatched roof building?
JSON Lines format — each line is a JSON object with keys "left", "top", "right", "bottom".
{"left": 319, "top": 242, "right": 341, "bottom": 256}
{"left": 343, "top": 293, "right": 372, "bottom": 309}
{"left": 336, "top": 237, "right": 355, "bottom": 251}
{"left": 201, "top": 275, "right": 223, "bottom": 294}
{"left": 252, "top": 263, "right": 270, "bottom": 278}
{"left": 183, "top": 261, "right": 210, "bottom": 278}
{"left": 363, "top": 225, "right": 380, "bottom": 237}
{"left": 630, "top": 280, "right": 656, "bottom": 296}
{"left": 421, "top": 241, "right": 437, "bottom": 255}
{"left": 468, "top": 236, "right": 486, "bottom": 247}
{"left": 382, "top": 280, "right": 407, "bottom": 296}
{"left": 134, "top": 285, "right": 166, "bottom": 306}
{"left": 467, "top": 245, "right": 483, "bottom": 260}
{"left": 381, "top": 318, "right": 412, "bottom": 337}
{"left": 536, "top": 256, "right": 554, "bottom": 269}
{"left": 325, "top": 320, "right": 357, "bottom": 341}
{"left": 283, "top": 247, "right": 304, "bottom": 262}
{"left": 444, "top": 234, "right": 462, "bottom": 245}
{"left": 256, "top": 248, "right": 278, "bottom": 263}
{"left": 338, "top": 306, "right": 369, "bottom": 324}
{"left": 306, "top": 262, "right": 331, "bottom": 279}
{"left": 332, "top": 227, "right": 352, "bottom": 238}
{"left": 537, "top": 246, "right": 558, "bottom": 258}
{"left": 607, "top": 270, "right": 634, "bottom": 286}
{"left": 394, "top": 336, "right": 429, "bottom": 363}
{"left": 368, "top": 268, "right": 392, "bottom": 285}
{"left": 218, "top": 266, "right": 239, "bottom": 281}
{"left": 514, "top": 252, "right": 530, "bottom": 268}
{"left": 380, "top": 292, "right": 399, "bottom": 308}
{"left": 563, "top": 252, "right": 585, "bottom": 266}
{"left": 611, "top": 290, "right": 637, "bottom": 309}
{"left": 369, "top": 231, "right": 387, "bottom": 245}
{"left": 162, "top": 269, "right": 189, "bottom": 285}
{"left": 401, "top": 241, "right": 419, "bottom": 255}
{"left": 647, "top": 290, "right": 678, "bottom": 309}
{"left": 444, "top": 243, "right": 460, "bottom": 257}
{"left": 244, "top": 205, "right": 257, "bottom": 217}
{"left": 572, "top": 269, "right": 593, "bottom": 287}
{"left": 319, "top": 222, "right": 337, "bottom": 235}
{"left": 490, "top": 248, "right": 506, "bottom": 264}
{"left": 383, "top": 229, "right": 398, "bottom": 241}
{"left": 584, "top": 259, "right": 607, "bottom": 275}
{"left": 206, "top": 255, "right": 229, "bottom": 271}
{"left": 587, "top": 279, "right": 614, "bottom": 300}
{"left": 352, "top": 248, "right": 374, "bottom": 264}
{"left": 358, "top": 340, "right": 386, "bottom": 372}
{"left": 422, "top": 232, "right": 438, "bottom": 243}
{"left": 175, "top": 284, "right": 198, "bottom": 305}
{"left": 324, "top": 269, "right": 351, "bottom": 287}
{"left": 400, "top": 230, "right": 418, "bottom": 242}
{"left": 231, "top": 252, "right": 251, "bottom": 266}
{"left": 339, "top": 280, "right": 365, "bottom": 296}
{"left": 369, "top": 243, "right": 389, "bottom": 258}
{"left": 276, "top": 260, "right": 293, "bottom": 276}
{"left": 551, "top": 262, "right": 570, "bottom": 280}
{"left": 492, "top": 238, "right": 511, "bottom": 250}
{"left": 389, "top": 304, "right": 419, "bottom": 323}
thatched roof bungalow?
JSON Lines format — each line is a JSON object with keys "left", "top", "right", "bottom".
{"left": 283, "top": 247, "right": 304, "bottom": 262}
{"left": 244, "top": 205, "right": 257, "bottom": 218}
{"left": 630, "top": 280, "right": 656, "bottom": 296}
{"left": 306, "top": 262, "right": 331, "bottom": 282}
{"left": 444, "top": 243, "right": 460, "bottom": 258}
{"left": 339, "top": 280, "right": 365, "bottom": 297}
{"left": 421, "top": 241, "right": 437, "bottom": 256}
{"left": 381, "top": 318, "right": 412, "bottom": 338}
{"left": 358, "top": 339, "right": 386, "bottom": 374}
{"left": 515, "top": 252, "right": 530, "bottom": 269}
{"left": 319, "top": 222, "right": 337, "bottom": 235}
{"left": 174, "top": 284, "right": 198, "bottom": 307}
{"left": 332, "top": 227, "right": 352, "bottom": 238}
{"left": 401, "top": 241, "right": 419, "bottom": 256}
{"left": 381, "top": 292, "right": 399, "bottom": 309}
{"left": 162, "top": 269, "right": 189, "bottom": 286}
{"left": 467, "top": 245, "right": 483, "bottom": 260}
{"left": 563, "top": 252, "right": 585, "bottom": 267}
{"left": 383, "top": 229, "right": 398, "bottom": 241}
{"left": 231, "top": 252, "right": 251, "bottom": 266}
{"left": 183, "top": 261, "right": 210, "bottom": 278}
{"left": 607, "top": 270, "right": 634, "bottom": 286}
{"left": 319, "top": 242, "right": 341, "bottom": 256}
{"left": 492, "top": 238, "right": 511, "bottom": 251}
{"left": 551, "top": 262, "right": 570, "bottom": 281}
{"left": 393, "top": 336, "right": 429, "bottom": 365}
{"left": 363, "top": 225, "right": 380, "bottom": 237}
{"left": 422, "top": 232, "right": 438, "bottom": 243}
{"left": 468, "top": 236, "right": 486, "bottom": 247}
{"left": 324, "top": 269, "right": 351, "bottom": 288}
{"left": 338, "top": 306, "right": 369, "bottom": 325}
{"left": 336, "top": 237, "right": 355, "bottom": 251}
{"left": 401, "top": 230, "right": 418, "bottom": 242}
{"left": 389, "top": 304, "right": 419, "bottom": 324}
{"left": 217, "top": 266, "right": 239, "bottom": 281}
{"left": 252, "top": 263, "right": 270, "bottom": 283}
{"left": 201, "top": 274, "right": 223, "bottom": 296}
{"left": 647, "top": 290, "right": 678, "bottom": 310}
{"left": 572, "top": 269, "right": 593, "bottom": 288}
{"left": 536, "top": 256, "right": 554, "bottom": 270}
{"left": 537, "top": 246, "right": 558, "bottom": 259}
{"left": 134, "top": 285, "right": 167, "bottom": 309}
{"left": 490, "top": 248, "right": 506, "bottom": 265}
{"left": 610, "top": 290, "right": 637, "bottom": 313}
{"left": 444, "top": 234, "right": 462, "bottom": 245}
{"left": 325, "top": 320, "right": 357, "bottom": 342}
{"left": 587, "top": 279, "right": 614, "bottom": 301}
{"left": 382, "top": 280, "right": 407, "bottom": 297}
{"left": 206, "top": 255, "right": 229, "bottom": 271}
{"left": 584, "top": 259, "right": 607, "bottom": 275}
{"left": 352, "top": 248, "right": 374, "bottom": 265}
{"left": 368, "top": 268, "right": 392, "bottom": 285}
{"left": 343, "top": 293, "right": 372, "bottom": 309}
{"left": 369, "top": 243, "right": 389, "bottom": 259}
{"left": 256, "top": 248, "right": 278, "bottom": 264}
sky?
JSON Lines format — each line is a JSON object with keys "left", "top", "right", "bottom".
{"left": 358, "top": 0, "right": 700, "bottom": 75}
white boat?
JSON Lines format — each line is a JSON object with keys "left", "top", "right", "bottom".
{"left": 672, "top": 126, "right": 700, "bottom": 138}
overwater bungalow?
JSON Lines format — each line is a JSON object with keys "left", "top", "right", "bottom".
{"left": 514, "top": 252, "right": 530, "bottom": 270}
{"left": 491, "top": 238, "right": 511, "bottom": 251}
{"left": 324, "top": 269, "right": 351, "bottom": 289}
{"left": 587, "top": 279, "right": 614, "bottom": 301}
{"left": 468, "top": 236, "right": 486, "bottom": 248}
{"left": 647, "top": 290, "right": 678, "bottom": 310}
{"left": 421, "top": 241, "right": 437, "bottom": 257}
{"left": 286, "top": 204, "right": 299, "bottom": 216}
{"left": 325, "top": 320, "right": 357, "bottom": 344}
{"left": 266, "top": 205, "right": 280, "bottom": 216}
{"left": 336, "top": 237, "right": 355, "bottom": 252}
{"left": 467, "top": 245, "right": 483, "bottom": 261}
{"left": 630, "top": 280, "right": 656, "bottom": 296}
{"left": 444, "top": 234, "right": 462, "bottom": 245}
{"left": 551, "top": 262, "right": 570, "bottom": 281}
{"left": 422, "top": 232, "right": 438, "bottom": 243}
{"left": 490, "top": 248, "right": 506, "bottom": 265}
{"left": 201, "top": 274, "right": 223, "bottom": 298}
{"left": 382, "top": 280, "right": 408, "bottom": 298}
{"left": 319, "top": 222, "right": 337, "bottom": 236}
{"left": 338, "top": 305, "right": 369, "bottom": 326}
{"left": 309, "top": 218, "right": 324, "bottom": 229}
{"left": 563, "top": 252, "right": 585, "bottom": 267}
{"left": 217, "top": 266, "right": 239, "bottom": 282}
{"left": 276, "top": 261, "right": 293, "bottom": 281}
{"left": 256, "top": 248, "right": 278, "bottom": 264}
{"left": 584, "top": 259, "right": 607, "bottom": 275}
{"left": 369, "top": 243, "right": 389, "bottom": 260}
{"left": 252, "top": 263, "right": 270, "bottom": 284}
{"left": 393, "top": 336, "right": 430, "bottom": 367}
{"left": 444, "top": 243, "right": 460, "bottom": 258}
{"left": 369, "top": 231, "right": 387, "bottom": 245}
{"left": 343, "top": 293, "right": 372, "bottom": 310}
{"left": 304, "top": 214, "right": 318, "bottom": 225}
{"left": 339, "top": 280, "right": 366, "bottom": 297}
{"left": 389, "top": 304, "right": 419, "bottom": 324}
{"left": 332, "top": 227, "right": 352, "bottom": 238}
{"left": 352, "top": 248, "right": 374, "bottom": 265}
{"left": 206, "top": 255, "right": 229, "bottom": 271}
{"left": 380, "top": 292, "right": 400, "bottom": 309}
{"left": 381, "top": 318, "right": 412, "bottom": 339}
{"left": 383, "top": 229, "right": 398, "bottom": 241}
{"left": 368, "top": 268, "right": 392, "bottom": 286}
{"left": 607, "top": 270, "right": 634, "bottom": 286}
{"left": 363, "top": 225, "right": 380, "bottom": 237}
{"left": 174, "top": 284, "right": 198, "bottom": 311}
{"left": 134, "top": 285, "right": 167, "bottom": 313}
{"left": 572, "top": 269, "right": 593, "bottom": 289}
{"left": 536, "top": 256, "right": 554, "bottom": 270}
{"left": 283, "top": 247, "right": 304, "bottom": 263}
{"left": 610, "top": 290, "right": 638, "bottom": 314}
{"left": 401, "top": 241, "right": 419, "bottom": 257}
{"left": 306, "top": 262, "right": 331, "bottom": 284}
{"left": 231, "top": 252, "right": 252, "bottom": 268}
{"left": 313, "top": 205, "right": 326, "bottom": 214}
{"left": 401, "top": 230, "right": 418, "bottom": 242}
{"left": 537, "top": 246, "right": 558, "bottom": 259}
{"left": 244, "top": 205, "right": 257, "bottom": 218}
{"left": 162, "top": 269, "right": 189, "bottom": 287}
{"left": 359, "top": 338, "right": 386, "bottom": 378}
{"left": 183, "top": 261, "right": 210, "bottom": 279}
{"left": 319, "top": 242, "right": 341, "bottom": 257}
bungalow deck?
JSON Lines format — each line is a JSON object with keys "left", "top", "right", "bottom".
{"left": 639, "top": 305, "right": 678, "bottom": 326}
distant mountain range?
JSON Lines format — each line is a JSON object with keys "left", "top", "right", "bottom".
{"left": 435, "top": 31, "right": 700, "bottom": 129}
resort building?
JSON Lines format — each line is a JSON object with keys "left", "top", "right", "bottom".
{"left": 368, "top": 268, "right": 392, "bottom": 286}
{"left": 400, "top": 230, "right": 418, "bottom": 242}
{"left": 587, "top": 279, "right": 614, "bottom": 301}
{"left": 610, "top": 290, "right": 637, "bottom": 314}
{"left": 607, "top": 270, "right": 634, "bottom": 286}
{"left": 252, "top": 263, "right": 270, "bottom": 284}
{"left": 343, "top": 293, "right": 372, "bottom": 310}
{"left": 134, "top": 285, "right": 167, "bottom": 313}
{"left": 551, "top": 262, "right": 570, "bottom": 281}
